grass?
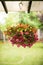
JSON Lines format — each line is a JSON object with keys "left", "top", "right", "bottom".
{"left": 0, "top": 41, "right": 43, "bottom": 65}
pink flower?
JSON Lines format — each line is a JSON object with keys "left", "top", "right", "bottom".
{"left": 21, "top": 44, "right": 26, "bottom": 48}
{"left": 25, "top": 31, "right": 29, "bottom": 35}
{"left": 16, "top": 39, "right": 19, "bottom": 42}
{"left": 35, "top": 37, "right": 38, "bottom": 41}
{"left": 20, "top": 31, "right": 23, "bottom": 35}
{"left": 17, "top": 44, "right": 20, "bottom": 47}
{"left": 13, "top": 35, "right": 17, "bottom": 39}
{"left": 28, "top": 43, "right": 33, "bottom": 47}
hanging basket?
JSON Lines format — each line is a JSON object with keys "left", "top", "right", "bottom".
{"left": 4, "top": 23, "right": 38, "bottom": 48}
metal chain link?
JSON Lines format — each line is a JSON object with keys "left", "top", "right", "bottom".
{"left": 19, "top": 1, "right": 23, "bottom": 11}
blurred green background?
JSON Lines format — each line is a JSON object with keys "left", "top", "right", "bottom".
{"left": 0, "top": 41, "right": 43, "bottom": 65}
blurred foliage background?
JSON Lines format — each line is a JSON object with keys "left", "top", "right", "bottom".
{"left": 0, "top": 12, "right": 43, "bottom": 32}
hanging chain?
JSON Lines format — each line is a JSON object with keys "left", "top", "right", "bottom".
{"left": 19, "top": 1, "right": 24, "bottom": 24}
{"left": 19, "top": 1, "right": 23, "bottom": 11}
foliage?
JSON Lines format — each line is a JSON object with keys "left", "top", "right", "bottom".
{"left": 19, "top": 11, "right": 41, "bottom": 29}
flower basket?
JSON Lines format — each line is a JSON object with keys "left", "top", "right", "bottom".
{"left": 4, "top": 23, "right": 38, "bottom": 48}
